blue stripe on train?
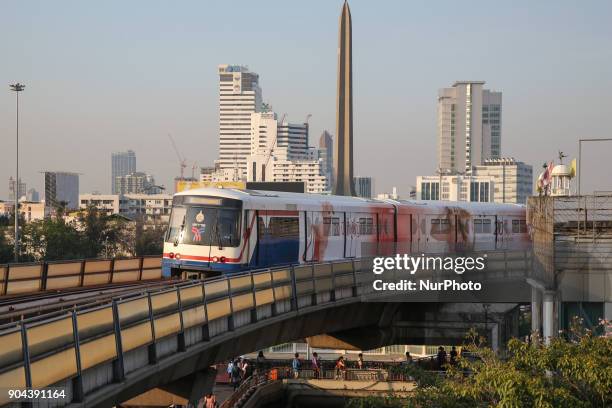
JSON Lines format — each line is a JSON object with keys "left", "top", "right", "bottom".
{"left": 249, "top": 238, "right": 300, "bottom": 268}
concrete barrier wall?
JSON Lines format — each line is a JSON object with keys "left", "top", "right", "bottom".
{"left": 0, "top": 256, "right": 162, "bottom": 296}
{"left": 0, "top": 259, "right": 358, "bottom": 406}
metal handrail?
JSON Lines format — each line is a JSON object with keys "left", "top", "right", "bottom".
{"left": 0, "top": 257, "right": 366, "bottom": 401}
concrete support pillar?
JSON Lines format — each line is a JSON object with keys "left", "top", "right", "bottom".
{"left": 543, "top": 292, "right": 555, "bottom": 345}
{"left": 159, "top": 367, "right": 217, "bottom": 407}
{"left": 531, "top": 287, "right": 542, "bottom": 336}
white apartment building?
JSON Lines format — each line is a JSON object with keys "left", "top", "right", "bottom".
{"left": 19, "top": 201, "right": 46, "bottom": 223}
{"left": 120, "top": 194, "right": 173, "bottom": 222}
{"left": 247, "top": 147, "right": 328, "bottom": 194}
{"left": 417, "top": 175, "right": 493, "bottom": 202}
{"left": 80, "top": 193, "right": 172, "bottom": 221}
{"left": 79, "top": 194, "right": 120, "bottom": 215}
{"left": 217, "top": 65, "right": 262, "bottom": 178}
{"left": 417, "top": 158, "right": 532, "bottom": 204}
{"left": 473, "top": 158, "right": 533, "bottom": 204}
{"left": 246, "top": 111, "right": 327, "bottom": 193}
{"left": 438, "top": 81, "right": 502, "bottom": 174}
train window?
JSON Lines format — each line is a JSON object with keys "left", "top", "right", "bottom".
{"left": 180, "top": 207, "right": 241, "bottom": 247}
{"left": 512, "top": 219, "right": 527, "bottom": 233}
{"left": 217, "top": 209, "right": 241, "bottom": 247}
{"left": 474, "top": 219, "right": 492, "bottom": 234}
{"left": 430, "top": 218, "right": 450, "bottom": 234}
{"left": 268, "top": 217, "right": 299, "bottom": 239}
{"left": 166, "top": 206, "right": 187, "bottom": 243}
{"left": 358, "top": 218, "right": 373, "bottom": 235}
{"left": 323, "top": 217, "right": 341, "bottom": 236}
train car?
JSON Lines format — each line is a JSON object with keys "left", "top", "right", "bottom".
{"left": 162, "top": 188, "right": 528, "bottom": 278}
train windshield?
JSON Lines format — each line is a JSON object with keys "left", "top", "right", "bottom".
{"left": 166, "top": 198, "right": 241, "bottom": 247}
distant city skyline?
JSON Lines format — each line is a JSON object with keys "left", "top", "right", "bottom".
{"left": 1, "top": 0, "right": 611, "bottom": 199}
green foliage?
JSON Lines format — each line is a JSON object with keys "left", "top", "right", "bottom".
{"left": 0, "top": 227, "right": 13, "bottom": 263}
{"left": 21, "top": 217, "right": 84, "bottom": 261}
{"left": 19, "top": 206, "right": 135, "bottom": 261}
{"left": 135, "top": 220, "right": 166, "bottom": 256}
{"left": 346, "top": 322, "right": 612, "bottom": 408}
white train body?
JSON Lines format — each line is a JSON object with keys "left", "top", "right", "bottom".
{"left": 162, "top": 188, "right": 529, "bottom": 277}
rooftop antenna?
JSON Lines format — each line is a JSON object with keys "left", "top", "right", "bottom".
{"left": 558, "top": 151, "right": 567, "bottom": 164}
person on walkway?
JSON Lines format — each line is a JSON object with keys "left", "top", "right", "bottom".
{"left": 256, "top": 351, "right": 266, "bottom": 373}
{"left": 450, "top": 346, "right": 458, "bottom": 366}
{"left": 437, "top": 346, "right": 447, "bottom": 370}
{"left": 357, "top": 353, "right": 364, "bottom": 369}
{"left": 226, "top": 359, "right": 234, "bottom": 382}
{"left": 231, "top": 359, "right": 241, "bottom": 390}
{"left": 241, "top": 359, "right": 251, "bottom": 380}
{"left": 335, "top": 356, "right": 346, "bottom": 380}
{"left": 311, "top": 352, "right": 321, "bottom": 379}
{"left": 292, "top": 352, "right": 301, "bottom": 379}
{"left": 204, "top": 393, "right": 216, "bottom": 408}
{"left": 405, "top": 351, "right": 413, "bottom": 364}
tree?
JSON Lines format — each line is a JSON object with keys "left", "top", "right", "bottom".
{"left": 0, "top": 228, "right": 13, "bottom": 263}
{"left": 348, "top": 321, "right": 612, "bottom": 408}
{"left": 21, "top": 218, "right": 83, "bottom": 261}
{"left": 78, "top": 206, "right": 128, "bottom": 258}
{"left": 135, "top": 219, "right": 166, "bottom": 256}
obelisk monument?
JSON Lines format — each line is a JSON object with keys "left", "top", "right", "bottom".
{"left": 333, "top": 1, "right": 356, "bottom": 196}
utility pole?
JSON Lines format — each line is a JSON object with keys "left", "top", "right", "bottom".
{"left": 10, "top": 83, "right": 25, "bottom": 263}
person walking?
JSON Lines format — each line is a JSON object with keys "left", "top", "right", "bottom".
{"left": 204, "top": 393, "right": 216, "bottom": 408}
{"left": 256, "top": 351, "right": 266, "bottom": 374}
{"left": 292, "top": 352, "right": 301, "bottom": 379}
{"left": 405, "top": 351, "right": 413, "bottom": 364}
{"left": 231, "top": 359, "right": 241, "bottom": 390}
{"left": 436, "top": 346, "right": 447, "bottom": 370}
{"left": 335, "top": 356, "right": 346, "bottom": 380}
{"left": 357, "top": 353, "right": 364, "bottom": 369}
{"left": 241, "top": 359, "right": 251, "bottom": 380}
{"left": 311, "top": 352, "right": 321, "bottom": 379}
{"left": 450, "top": 346, "right": 458, "bottom": 366}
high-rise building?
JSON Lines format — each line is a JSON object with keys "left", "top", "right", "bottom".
{"left": 114, "top": 172, "right": 159, "bottom": 195}
{"left": 319, "top": 131, "right": 334, "bottom": 186}
{"left": 44, "top": 171, "right": 79, "bottom": 210}
{"left": 111, "top": 150, "right": 136, "bottom": 194}
{"left": 354, "top": 177, "right": 373, "bottom": 198}
{"left": 8, "top": 177, "right": 26, "bottom": 201}
{"left": 437, "top": 81, "right": 502, "bottom": 174}
{"left": 26, "top": 188, "right": 39, "bottom": 202}
{"left": 217, "top": 65, "right": 262, "bottom": 178}
{"left": 277, "top": 120, "right": 308, "bottom": 160}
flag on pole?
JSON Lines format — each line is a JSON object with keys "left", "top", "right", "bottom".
{"left": 570, "top": 158, "right": 577, "bottom": 178}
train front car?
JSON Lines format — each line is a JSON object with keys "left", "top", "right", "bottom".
{"left": 163, "top": 190, "right": 246, "bottom": 278}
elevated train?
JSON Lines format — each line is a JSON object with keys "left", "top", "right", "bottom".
{"left": 162, "top": 188, "right": 529, "bottom": 278}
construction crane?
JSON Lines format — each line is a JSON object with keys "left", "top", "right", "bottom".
{"left": 168, "top": 134, "right": 188, "bottom": 179}
{"left": 191, "top": 162, "right": 198, "bottom": 179}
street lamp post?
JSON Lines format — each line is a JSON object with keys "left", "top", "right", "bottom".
{"left": 10, "top": 83, "right": 25, "bottom": 263}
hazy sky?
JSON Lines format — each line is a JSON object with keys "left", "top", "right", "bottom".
{"left": 1, "top": 0, "right": 611, "bottom": 199}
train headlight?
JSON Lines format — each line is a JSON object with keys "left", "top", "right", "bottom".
{"left": 175, "top": 253, "right": 181, "bottom": 260}
{"left": 212, "top": 256, "right": 219, "bottom": 263}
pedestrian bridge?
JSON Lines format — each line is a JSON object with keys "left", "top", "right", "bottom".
{"left": 0, "top": 250, "right": 538, "bottom": 407}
